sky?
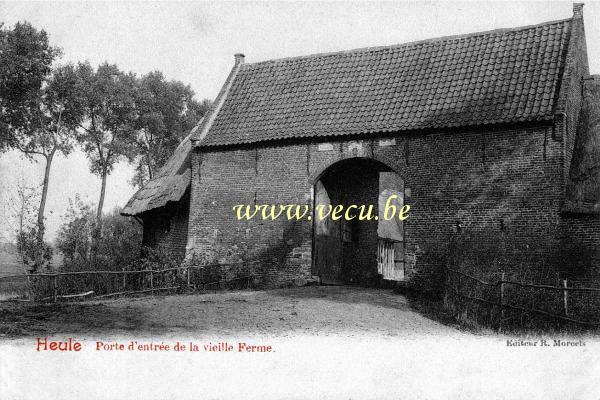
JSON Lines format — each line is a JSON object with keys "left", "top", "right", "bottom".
{"left": 0, "top": 0, "right": 599, "bottom": 242}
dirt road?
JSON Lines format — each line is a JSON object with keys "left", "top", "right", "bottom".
{"left": 0, "top": 286, "right": 466, "bottom": 339}
{"left": 3, "top": 287, "right": 598, "bottom": 400}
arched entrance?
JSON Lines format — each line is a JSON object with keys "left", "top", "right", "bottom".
{"left": 311, "top": 157, "right": 406, "bottom": 286}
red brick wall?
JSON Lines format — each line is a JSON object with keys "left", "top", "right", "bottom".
{"left": 187, "top": 124, "right": 600, "bottom": 290}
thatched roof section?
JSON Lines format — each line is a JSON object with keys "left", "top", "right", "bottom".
{"left": 121, "top": 134, "right": 192, "bottom": 216}
{"left": 564, "top": 76, "right": 600, "bottom": 215}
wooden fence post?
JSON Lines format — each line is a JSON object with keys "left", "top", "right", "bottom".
{"left": 499, "top": 272, "right": 505, "bottom": 331}
{"left": 53, "top": 274, "right": 58, "bottom": 303}
{"left": 187, "top": 266, "right": 191, "bottom": 290}
{"left": 150, "top": 270, "right": 154, "bottom": 295}
{"left": 519, "top": 276, "right": 524, "bottom": 328}
{"left": 563, "top": 279, "right": 569, "bottom": 316}
{"left": 457, "top": 274, "right": 462, "bottom": 319}
{"left": 122, "top": 270, "right": 126, "bottom": 291}
{"left": 443, "top": 268, "right": 449, "bottom": 311}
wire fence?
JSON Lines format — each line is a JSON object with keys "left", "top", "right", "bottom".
{"left": 0, "top": 261, "right": 259, "bottom": 303}
{"left": 444, "top": 267, "right": 600, "bottom": 330}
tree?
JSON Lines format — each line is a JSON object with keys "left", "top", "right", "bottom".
{"left": 0, "top": 22, "right": 59, "bottom": 152}
{"left": 0, "top": 178, "right": 52, "bottom": 272}
{"left": 131, "top": 71, "right": 209, "bottom": 187}
{"left": 56, "top": 196, "right": 142, "bottom": 271}
{"left": 55, "top": 195, "right": 95, "bottom": 263}
{"left": 75, "top": 62, "right": 138, "bottom": 221}
{"left": 0, "top": 178, "right": 38, "bottom": 241}
{"left": 10, "top": 64, "right": 83, "bottom": 242}
{"left": 0, "top": 22, "right": 81, "bottom": 248}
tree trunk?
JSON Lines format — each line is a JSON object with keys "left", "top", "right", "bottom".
{"left": 34, "top": 149, "right": 54, "bottom": 271}
{"left": 97, "top": 166, "right": 107, "bottom": 222}
{"left": 91, "top": 165, "right": 108, "bottom": 263}
{"left": 147, "top": 152, "right": 153, "bottom": 181}
{"left": 18, "top": 193, "right": 26, "bottom": 267}
{"left": 37, "top": 149, "right": 55, "bottom": 242}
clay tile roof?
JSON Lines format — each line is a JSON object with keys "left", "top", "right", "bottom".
{"left": 121, "top": 134, "right": 192, "bottom": 216}
{"left": 196, "top": 18, "right": 573, "bottom": 147}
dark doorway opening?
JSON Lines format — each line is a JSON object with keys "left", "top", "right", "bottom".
{"left": 311, "top": 158, "right": 405, "bottom": 286}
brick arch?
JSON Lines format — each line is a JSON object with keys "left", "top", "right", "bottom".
{"left": 308, "top": 153, "right": 403, "bottom": 184}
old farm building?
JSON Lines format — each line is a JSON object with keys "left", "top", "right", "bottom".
{"left": 124, "top": 5, "right": 600, "bottom": 291}
{"left": 122, "top": 135, "right": 192, "bottom": 260}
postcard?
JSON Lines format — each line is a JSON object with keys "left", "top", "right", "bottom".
{"left": 1, "top": 1, "right": 599, "bottom": 399}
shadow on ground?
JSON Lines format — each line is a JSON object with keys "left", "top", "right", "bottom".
{"left": 0, "top": 286, "right": 469, "bottom": 339}
{"left": 0, "top": 301, "right": 171, "bottom": 338}
{"left": 394, "top": 287, "right": 475, "bottom": 333}
{"left": 269, "top": 285, "right": 412, "bottom": 311}
{"left": 398, "top": 287, "right": 600, "bottom": 337}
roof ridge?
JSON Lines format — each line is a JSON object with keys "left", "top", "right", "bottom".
{"left": 154, "top": 133, "right": 192, "bottom": 179}
{"left": 198, "top": 13, "right": 574, "bottom": 149}
{"left": 244, "top": 17, "right": 572, "bottom": 67}
{"left": 191, "top": 56, "right": 245, "bottom": 142}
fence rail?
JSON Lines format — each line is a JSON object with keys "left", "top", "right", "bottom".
{"left": 445, "top": 267, "right": 600, "bottom": 330}
{"left": 0, "top": 261, "right": 257, "bottom": 303}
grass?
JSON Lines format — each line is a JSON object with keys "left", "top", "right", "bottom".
{"left": 0, "top": 276, "right": 30, "bottom": 301}
{"left": 0, "top": 242, "right": 25, "bottom": 276}
{"left": 412, "top": 284, "right": 600, "bottom": 336}
{"left": 394, "top": 285, "right": 489, "bottom": 334}
{"left": 0, "top": 243, "right": 30, "bottom": 300}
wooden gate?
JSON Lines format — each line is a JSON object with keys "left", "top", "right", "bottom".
{"left": 377, "top": 172, "right": 405, "bottom": 281}
{"left": 377, "top": 240, "right": 405, "bottom": 281}
{"left": 312, "top": 169, "right": 405, "bottom": 284}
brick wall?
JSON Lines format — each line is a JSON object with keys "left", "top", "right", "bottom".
{"left": 141, "top": 191, "right": 190, "bottom": 261}
{"left": 557, "top": 14, "right": 600, "bottom": 274}
{"left": 187, "top": 123, "right": 600, "bottom": 290}
{"left": 187, "top": 145, "right": 313, "bottom": 286}
{"left": 557, "top": 14, "right": 590, "bottom": 196}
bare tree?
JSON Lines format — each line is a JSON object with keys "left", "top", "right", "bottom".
{"left": 0, "top": 178, "right": 43, "bottom": 272}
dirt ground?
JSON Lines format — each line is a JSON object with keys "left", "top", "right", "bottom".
{"left": 0, "top": 286, "right": 467, "bottom": 339}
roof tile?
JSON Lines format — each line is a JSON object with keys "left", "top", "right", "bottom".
{"left": 198, "top": 18, "right": 572, "bottom": 147}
